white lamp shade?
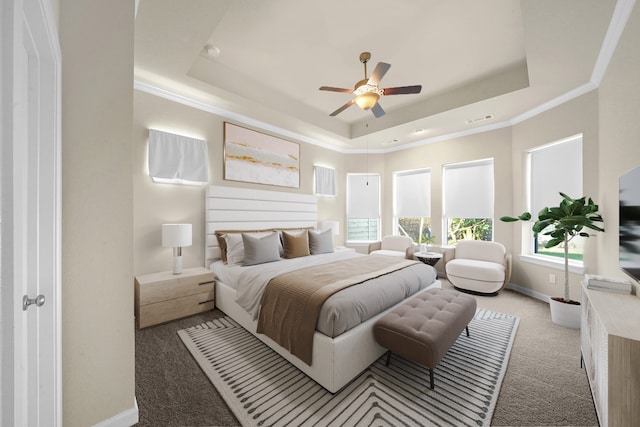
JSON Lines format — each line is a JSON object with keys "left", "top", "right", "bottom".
{"left": 162, "top": 224, "right": 192, "bottom": 247}
{"left": 319, "top": 220, "right": 340, "bottom": 236}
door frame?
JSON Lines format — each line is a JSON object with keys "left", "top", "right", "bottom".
{"left": 0, "top": 0, "right": 62, "bottom": 425}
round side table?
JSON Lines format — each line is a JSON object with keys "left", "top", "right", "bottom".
{"left": 414, "top": 252, "right": 442, "bottom": 266}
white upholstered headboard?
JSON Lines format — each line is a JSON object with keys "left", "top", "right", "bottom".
{"left": 205, "top": 185, "right": 318, "bottom": 267}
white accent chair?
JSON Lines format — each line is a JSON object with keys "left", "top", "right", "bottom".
{"left": 442, "top": 240, "right": 511, "bottom": 295}
{"left": 368, "top": 235, "right": 416, "bottom": 259}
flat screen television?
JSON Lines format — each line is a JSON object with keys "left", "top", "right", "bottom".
{"left": 619, "top": 165, "right": 640, "bottom": 282}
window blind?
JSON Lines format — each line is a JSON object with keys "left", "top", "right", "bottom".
{"left": 347, "top": 174, "right": 380, "bottom": 218}
{"left": 530, "top": 136, "right": 582, "bottom": 216}
{"left": 314, "top": 165, "right": 336, "bottom": 196}
{"left": 148, "top": 129, "right": 209, "bottom": 185}
{"left": 394, "top": 169, "right": 431, "bottom": 217}
{"left": 444, "top": 159, "right": 494, "bottom": 218}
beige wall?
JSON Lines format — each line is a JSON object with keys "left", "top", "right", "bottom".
{"left": 132, "top": 83, "right": 621, "bottom": 299}
{"left": 509, "top": 92, "right": 600, "bottom": 300}
{"left": 134, "top": 84, "right": 517, "bottom": 268}
{"left": 133, "top": 91, "right": 348, "bottom": 275}
{"left": 60, "top": 0, "right": 135, "bottom": 425}
{"left": 383, "top": 128, "right": 514, "bottom": 252}
{"left": 598, "top": 4, "right": 640, "bottom": 291}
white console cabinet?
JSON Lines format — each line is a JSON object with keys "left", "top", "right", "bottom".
{"left": 581, "top": 284, "right": 640, "bottom": 427}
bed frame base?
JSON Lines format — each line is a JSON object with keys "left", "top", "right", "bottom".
{"left": 215, "top": 279, "right": 442, "bottom": 393}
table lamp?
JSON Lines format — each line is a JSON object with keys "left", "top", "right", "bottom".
{"left": 162, "top": 223, "right": 192, "bottom": 274}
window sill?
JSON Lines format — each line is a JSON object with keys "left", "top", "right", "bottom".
{"left": 346, "top": 241, "right": 377, "bottom": 247}
{"left": 519, "top": 254, "right": 585, "bottom": 274}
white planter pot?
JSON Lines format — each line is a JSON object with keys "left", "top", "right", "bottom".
{"left": 549, "top": 297, "right": 581, "bottom": 329}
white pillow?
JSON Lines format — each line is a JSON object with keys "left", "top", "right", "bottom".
{"left": 308, "top": 229, "right": 334, "bottom": 255}
{"left": 242, "top": 232, "right": 281, "bottom": 266}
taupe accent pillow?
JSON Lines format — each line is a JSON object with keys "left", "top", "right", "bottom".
{"left": 242, "top": 232, "right": 281, "bottom": 266}
{"left": 282, "top": 230, "right": 310, "bottom": 259}
{"left": 308, "top": 229, "right": 334, "bottom": 255}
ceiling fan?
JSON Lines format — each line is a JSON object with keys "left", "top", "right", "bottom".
{"left": 319, "top": 52, "right": 422, "bottom": 118}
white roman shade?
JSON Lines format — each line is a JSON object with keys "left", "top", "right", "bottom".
{"left": 347, "top": 174, "right": 380, "bottom": 218}
{"left": 530, "top": 135, "right": 582, "bottom": 216}
{"left": 314, "top": 165, "right": 336, "bottom": 196}
{"left": 444, "top": 159, "right": 494, "bottom": 218}
{"left": 148, "top": 129, "right": 209, "bottom": 185}
{"left": 394, "top": 169, "right": 431, "bottom": 217}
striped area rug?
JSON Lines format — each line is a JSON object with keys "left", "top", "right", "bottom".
{"left": 178, "top": 309, "right": 519, "bottom": 427}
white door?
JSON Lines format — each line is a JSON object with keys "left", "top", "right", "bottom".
{"left": 0, "top": 0, "right": 61, "bottom": 425}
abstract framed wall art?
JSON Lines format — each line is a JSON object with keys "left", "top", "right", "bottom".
{"left": 223, "top": 122, "right": 300, "bottom": 188}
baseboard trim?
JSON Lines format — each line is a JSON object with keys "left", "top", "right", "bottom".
{"left": 439, "top": 273, "right": 551, "bottom": 303}
{"left": 506, "top": 282, "right": 550, "bottom": 303}
{"left": 92, "top": 398, "right": 138, "bottom": 427}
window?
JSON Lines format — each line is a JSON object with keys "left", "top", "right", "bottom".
{"left": 393, "top": 169, "right": 432, "bottom": 244}
{"left": 148, "top": 129, "right": 209, "bottom": 185}
{"left": 346, "top": 174, "right": 380, "bottom": 242}
{"left": 529, "top": 135, "right": 583, "bottom": 260}
{"left": 314, "top": 165, "right": 336, "bottom": 196}
{"left": 443, "top": 159, "right": 494, "bottom": 245}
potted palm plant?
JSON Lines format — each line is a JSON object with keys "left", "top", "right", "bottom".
{"left": 501, "top": 192, "right": 604, "bottom": 328}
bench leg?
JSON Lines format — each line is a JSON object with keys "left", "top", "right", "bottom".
{"left": 385, "top": 350, "right": 392, "bottom": 366}
{"left": 428, "top": 368, "right": 434, "bottom": 389}
{"left": 465, "top": 326, "right": 470, "bottom": 337}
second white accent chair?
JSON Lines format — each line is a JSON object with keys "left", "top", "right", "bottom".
{"left": 368, "top": 235, "right": 416, "bottom": 259}
{"left": 442, "top": 240, "right": 512, "bottom": 295}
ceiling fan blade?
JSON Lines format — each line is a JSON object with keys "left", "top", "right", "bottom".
{"left": 371, "top": 102, "right": 385, "bottom": 118}
{"left": 329, "top": 99, "right": 355, "bottom": 116}
{"left": 319, "top": 86, "right": 353, "bottom": 93}
{"left": 383, "top": 85, "right": 422, "bottom": 95}
{"left": 368, "top": 62, "right": 391, "bottom": 86}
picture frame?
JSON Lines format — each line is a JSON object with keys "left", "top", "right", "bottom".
{"left": 223, "top": 122, "right": 300, "bottom": 188}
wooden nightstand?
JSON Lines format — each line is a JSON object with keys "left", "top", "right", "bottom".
{"left": 134, "top": 266, "right": 215, "bottom": 328}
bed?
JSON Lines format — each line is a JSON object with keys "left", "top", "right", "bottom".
{"left": 205, "top": 185, "right": 441, "bottom": 393}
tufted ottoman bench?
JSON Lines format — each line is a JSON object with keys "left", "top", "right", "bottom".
{"left": 373, "top": 288, "right": 477, "bottom": 389}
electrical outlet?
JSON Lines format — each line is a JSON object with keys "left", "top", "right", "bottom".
{"left": 549, "top": 274, "right": 556, "bottom": 284}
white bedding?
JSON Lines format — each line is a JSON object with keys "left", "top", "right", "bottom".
{"left": 210, "top": 251, "right": 438, "bottom": 338}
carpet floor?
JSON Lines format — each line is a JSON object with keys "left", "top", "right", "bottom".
{"left": 134, "top": 281, "right": 599, "bottom": 426}
{"left": 178, "top": 309, "right": 518, "bottom": 426}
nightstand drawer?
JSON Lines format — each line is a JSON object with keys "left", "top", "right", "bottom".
{"left": 138, "top": 290, "right": 215, "bottom": 328}
{"left": 138, "top": 276, "right": 214, "bottom": 305}
{"left": 136, "top": 270, "right": 214, "bottom": 305}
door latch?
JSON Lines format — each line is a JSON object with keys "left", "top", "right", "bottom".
{"left": 22, "top": 294, "right": 45, "bottom": 311}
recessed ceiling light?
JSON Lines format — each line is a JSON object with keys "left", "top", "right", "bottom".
{"left": 413, "top": 128, "right": 425, "bottom": 134}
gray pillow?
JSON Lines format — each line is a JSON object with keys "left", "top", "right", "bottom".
{"left": 242, "top": 232, "right": 281, "bottom": 266}
{"left": 308, "top": 229, "right": 334, "bottom": 255}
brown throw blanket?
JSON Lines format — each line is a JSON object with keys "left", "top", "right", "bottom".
{"left": 256, "top": 256, "right": 418, "bottom": 365}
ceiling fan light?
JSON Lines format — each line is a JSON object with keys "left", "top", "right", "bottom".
{"left": 354, "top": 92, "right": 379, "bottom": 110}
